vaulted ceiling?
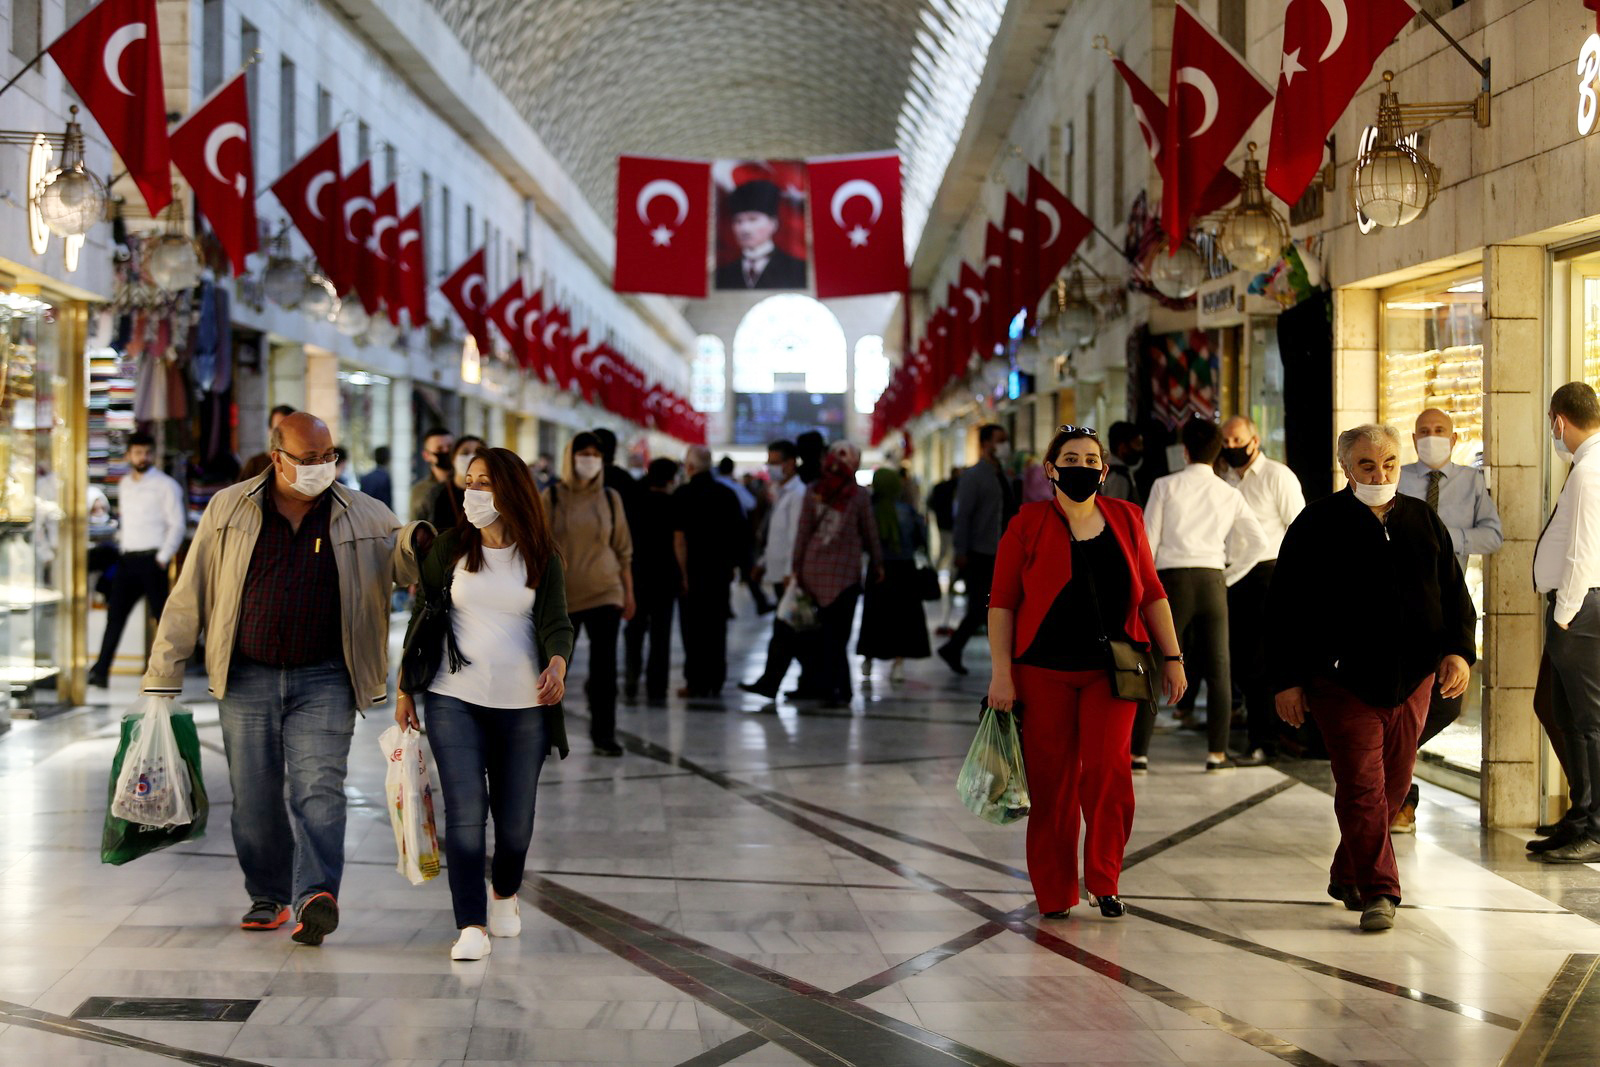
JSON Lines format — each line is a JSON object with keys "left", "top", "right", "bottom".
{"left": 421, "top": 0, "right": 1010, "bottom": 255}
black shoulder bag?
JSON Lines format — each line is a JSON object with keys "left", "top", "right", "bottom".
{"left": 398, "top": 555, "right": 469, "bottom": 695}
{"left": 1050, "top": 505, "right": 1157, "bottom": 704}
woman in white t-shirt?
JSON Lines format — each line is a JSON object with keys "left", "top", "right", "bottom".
{"left": 396, "top": 447, "right": 574, "bottom": 961}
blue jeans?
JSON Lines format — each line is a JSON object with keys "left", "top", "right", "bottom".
{"left": 217, "top": 659, "right": 356, "bottom": 908}
{"left": 423, "top": 694, "right": 549, "bottom": 928}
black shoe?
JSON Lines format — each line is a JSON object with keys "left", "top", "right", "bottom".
{"left": 1204, "top": 757, "right": 1239, "bottom": 772}
{"left": 1041, "top": 909, "right": 1071, "bottom": 920}
{"left": 1090, "top": 894, "right": 1125, "bottom": 918}
{"left": 1232, "top": 748, "right": 1272, "bottom": 767}
{"left": 291, "top": 892, "right": 339, "bottom": 946}
{"left": 1528, "top": 827, "right": 1582, "bottom": 853}
{"left": 937, "top": 643, "right": 968, "bottom": 676}
{"left": 785, "top": 688, "right": 824, "bottom": 702}
{"left": 87, "top": 668, "right": 108, "bottom": 689}
{"left": 622, "top": 685, "right": 638, "bottom": 703}
{"left": 1359, "top": 896, "right": 1397, "bottom": 932}
{"left": 1327, "top": 883, "right": 1363, "bottom": 912}
{"left": 593, "top": 742, "right": 624, "bottom": 758}
{"left": 1539, "top": 836, "right": 1600, "bottom": 863}
{"left": 1536, "top": 822, "right": 1565, "bottom": 837}
{"left": 739, "top": 681, "right": 778, "bottom": 699}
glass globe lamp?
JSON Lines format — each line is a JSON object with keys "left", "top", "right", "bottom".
{"left": 1149, "top": 237, "right": 1204, "bottom": 300}
{"left": 36, "top": 163, "right": 106, "bottom": 237}
{"left": 263, "top": 256, "right": 308, "bottom": 308}
{"left": 1352, "top": 73, "right": 1440, "bottom": 228}
{"left": 300, "top": 275, "right": 336, "bottom": 320}
{"left": 144, "top": 234, "right": 203, "bottom": 292}
{"left": 364, "top": 314, "right": 399, "bottom": 349}
{"left": 980, "top": 357, "right": 1009, "bottom": 389}
{"left": 1219, "top": 144, "right": 1289, "bottom": 272}
{"left": 1014, "top": 332, "right": 1042, "bottom": 375}
{"left": 334, "top": 299, "right": 370, "bottom": 337}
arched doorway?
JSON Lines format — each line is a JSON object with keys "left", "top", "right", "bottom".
{"left": 728, "top": 295, "right": 849, "bottom": 445}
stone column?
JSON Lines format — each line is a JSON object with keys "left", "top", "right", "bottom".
{"left": 304, "top": 347, "right": 340, "bottom": 441}
{"left": 1331, "top": 287, "right": 1380, "bottom": 483}
{"left": 1481, "top": 245, "right": 1546, "bottom": 828}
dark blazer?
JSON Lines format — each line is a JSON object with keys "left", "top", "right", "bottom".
{"left": 714, "top": 248, "right": 808, "bottom": 290}
{"left": 405, "top": 528, "right": 577, "bottom": 757}
{"left": 990, "top": 497, "right": 1166, "bottom": 657}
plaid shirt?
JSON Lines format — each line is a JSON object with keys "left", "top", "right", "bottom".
{"left": 794, "top": 485, "right": 882, "bottom": 607}
{"left": 236, "top": 491, "right": 342, "bottom": 666}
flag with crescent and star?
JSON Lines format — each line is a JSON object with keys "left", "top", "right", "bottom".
{"left": 168, "top": 72, "right": 257, "bottom": 276}
{"left": 48, "top": 0, "right": 172, "bottom": 215}
{"left": 982, "top": 223, "right": 1010, "bottom": 356}
{"left": 518, "top": 290, "right": 549, "bottom": 378}
{"left": 1163, "top": 2, "right": 1273, "bottom": 245}
{"left": 369, "top": 184, "right": 401, "bottom": 324}
{"left": 1265, "top": 0, "right": 1418, "bottom": 205}
{"left": 959, "top": 262, "right": 989, "bottom": 364}
{"left": 271, "top": 132, "right": 353, "bottom": 295}
{"left": 945, "top": 284, "right": 971, "bottom": 379}
{"left": 1106, "top": 53, "right": 1242, "bottom": 217}
{"left": 341, "top": 161, "right": 381, "bottom": 315}
{"left": 569, "top": 329, "right": 599, "bottom": 404}
{"left": 614, "top": 155, "right": 710, "bottom": 297}
{"left": 1003, "top": 193, "right": 1037, "bottom": 326}
{"left": 438, "top": 248, "right": 492, "bottom": 356}
{"left": 1026, "top": 166, "right": 1092, "bottom": 303}
{"left": 484, "top": 278, "right": 529, "bottom": 366}
{"left": 394, "top": 203, "right": 425, "bottom": 327}
{"left": 807, "top": 152, "right": 907, "bottom": 299}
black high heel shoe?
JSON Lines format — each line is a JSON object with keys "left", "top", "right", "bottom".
{"left": 1090, "top": 894, "right": 1125, "bottom": 918}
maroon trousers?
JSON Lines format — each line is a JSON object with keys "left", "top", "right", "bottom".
{"left": 1307, "top": 674, "right": 1432, "bottom": 902}
{"left": 1014, "top": 665, "right": 1138, "bottom": 912}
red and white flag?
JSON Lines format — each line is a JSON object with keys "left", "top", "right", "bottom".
{"left": 1163, "top": 3, "right": 1273, "bottom": 243}
{"left": 808, "top": 152, "right": 907, "bottom": 298}
{"left": 369, "top": 184, "right": 400, "bottom": 324}
{"left": 438, "top": 248, "right": 491, "bottom": 356}
{"left": 271, "top": 132, "right": 352, "bottom": 295}
{"left": 168, "top": 72, "right": 257, "bottom": 276}
{"left": 614, "top": 156, "right": 710, "bottom": 297}
{"left": 945, "top": 285, "right": 970, "bottom": 379}
{"left": 1266, "top": 0, "right": 1417, "bottom": 205}
{"left": 1003, "top": 194, "right": 1036, "bottom": 324}
{"left": 543, "top": 305, "right": 575, "bottom": 389}
{"left": 394, "top": 205, "right": 426, "bottom": 327}
{"left": 1026, "top": 166, "right": 1091, "bottom": 300}
{"left": 484, "top": 279, "right": 529, "bottom": 364}
{"left": 1108, "top": 54, "right": 1241, "bottom": 217}
{"left": 341, "top": 161, "right": 380, "bottom": 314}
{"left": 48, "top": 0, "right": 171, "bottom": 215}
{"left": 569, "top": 329, "right": 599, "bottom": 403}
{"left": 958, "top": 262, "right": 988, "bottom": 367}
{"left": 982, "top": 223, "right": 1010, "bottom": 356}
{"left": 519, "top": 290, "right": 549, "bottom": 378}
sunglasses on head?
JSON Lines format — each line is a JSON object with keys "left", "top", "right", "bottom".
{"left": 1054, "top": 425, "right": 1098, "bottom": 437}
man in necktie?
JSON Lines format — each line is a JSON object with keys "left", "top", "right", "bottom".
{"left": 1394, "top": 409, "right": 1503, "bottom": 832}
{"left": 713, "top": 180, "right": 808, "bottom": 291}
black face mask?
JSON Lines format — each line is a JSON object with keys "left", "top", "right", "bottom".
{"left": 1124, "top": 448, "right": 1144, "bottom": 467}
{"left": 1051, "top": 465, "right": 1102, "bottom": 503}
{"left": 1220, "top": 446, "right": 1252, "bottom": 469}
{"left": 433, "top": 450, "right": 452, "bottom": 471}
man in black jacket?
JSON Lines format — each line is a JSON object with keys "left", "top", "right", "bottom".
{"left": 1267, "top": 423, "right": 1474, "bottom": 934}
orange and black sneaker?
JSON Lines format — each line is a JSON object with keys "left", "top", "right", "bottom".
{"left": 291, "top": 892, "right": 339, "bottom": 946}
{"left": 240, "top": 900, "right": 289, "bottom": 930}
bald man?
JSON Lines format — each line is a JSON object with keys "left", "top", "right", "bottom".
{"left": 144, "top": 413, "right": 434, "bottom": 945}
{"left": 1393, "top": 408, "right": 1502, "bottom": 831}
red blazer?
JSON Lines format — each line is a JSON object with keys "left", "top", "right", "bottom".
{"left": 990, "top": 496, "right": 1167, "bottom": 657}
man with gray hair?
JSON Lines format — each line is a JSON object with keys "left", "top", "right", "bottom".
{"left": 1267, "top": 423, "right": 1474, "bottom": 933}
{"left": 673, "top": 444, "right": 748, "bottom": 698}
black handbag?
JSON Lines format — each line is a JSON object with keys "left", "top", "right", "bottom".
{"left": 398, "top": 562, "right": 467, "bottom": 695}
{"left": 1051, "top": 506, "right": 1158, "bottom": 704}
{"left": 915, "top": 557, "right": 942, "bottom": 601}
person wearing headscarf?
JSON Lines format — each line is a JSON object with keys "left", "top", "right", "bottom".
{"left": 857, "top": 467, "right": 931, "bottom": 684}
{"left": 792, "top": 441, "right": 883, "bottom": 706}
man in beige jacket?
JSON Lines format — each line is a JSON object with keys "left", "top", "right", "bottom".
{"left": 144, "top": 413, "right": 431, "bottom": 946}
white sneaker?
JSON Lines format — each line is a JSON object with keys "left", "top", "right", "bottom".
{"left": 889, "top": 660, "right": 905, "bottom": 684}
{"left": 488, "top": 895, "right": 522, "bottom": 938}
{"left": 450, "top": 926, "right": 492, "bottom": 960}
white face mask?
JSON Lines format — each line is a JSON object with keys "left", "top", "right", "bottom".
{"left": 574, "top": 455, "right": 604, "bottom": 482}
{"left": 992, "top": 441, "right": 1012, "bottom": 463}
{"left": 286, "top": 459, "right": 337, "bottom": 497}
{"left": 1415, "top": 436, "right": 1453, "bottom": 468}
{"left": 766, "top": 463, "right": 786, "bottom": 484}
{"left": 453, "top": 452, "right": 477, "bottom": 479}
{"left": 1554, "top": 421, "right": 1574, "bottom": 459}
{"left": 463, "top": 489, "right": 499, "bottom": 529}
{"left": 1351, "top": 479, "right": 1398, "bottom": 507}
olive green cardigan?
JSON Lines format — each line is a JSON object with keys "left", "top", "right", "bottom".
{"left": 404, "top": 529, "right": 577, "bottom": 757}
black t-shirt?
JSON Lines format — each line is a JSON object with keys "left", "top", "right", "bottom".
{"left": 1016, "top": 525, "right": 1131, "bottom": 672}
{"left": 671, "top": 472, "right": 748, "bottom": 586}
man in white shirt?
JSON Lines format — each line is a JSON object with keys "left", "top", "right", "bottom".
{"left": 88, "top": 433, "right": 187, "bottom": 688}
{"left": 1142, "top": 417, "right": 1269, "bottom": 771}
{"left": 740, "top": 440, "right": 811, "bottom": 699}
{"left": 1393, "top": 408, "right": 1504, "bottom": 832}
{"left": 1530, "top": 383, "right": 1600, "bottom": 862}
{"left": 1219, "top": 416, "right": 1306, "bottom": 766}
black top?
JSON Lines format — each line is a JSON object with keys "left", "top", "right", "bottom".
{"left": 423, "top": 481, "right": 466, "bottom": 532}
{"left": 630, "top": 489, "right": 682, "bottom": 595}
{"left": 927, "top": 478, "right": 957, "bottom": 531}
{"left": 1016, "top": 525, "right": 1131, "bottom": 672}
{"left": 237, "top": 491, "right": 341, "bottom": 667}
{"left": 1266, "top": 489, "right": 1476, "bottom": 708}
{"left": 671, "top": 472, "right": 749, "bottom": 586}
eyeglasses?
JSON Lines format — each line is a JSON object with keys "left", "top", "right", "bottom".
{"left": 1054, "top": 425, "right": 1098, "bottom": 437}
{"left": 275, "top": 449, "right": 339, "bottom": 466}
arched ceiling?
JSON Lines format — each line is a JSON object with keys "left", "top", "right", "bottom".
{"left": 421, "top": 0, "right": 1008, "bottom": 253}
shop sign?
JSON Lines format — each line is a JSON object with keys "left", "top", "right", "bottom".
{"left": 1578, "top": 34, "right": 1600, "bottom": 136}
{"left": 1197, "top": 276, "right": 1240, "bottom": 328}
{"left": 1355, "top": 124, "right": 1425, "bottom": 236}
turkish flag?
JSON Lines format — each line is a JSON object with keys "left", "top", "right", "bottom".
{"left": 1003, "top": 194, "right": 1036, "bottom": 324}
{"left": 543, "top": 306, "right": 575, "bottom": 389}
{"left": 519, "top": 290, "right": 549, "bottom": 378}
{"left": 271, "top": 132, "right": 352, "bottom": 294}
{"left": 394, "top": 205, "right": 426, "bottom": 327}
{"left": 569, "top": 329, "right": 599, "bottom": 403}
{"left": 341, "top": 161, "right": 381, "bottom": 314}
{"left": 982, "top": 223, "right": 1010, "bottom": 356}
{"left": 370, "top": 184, "right": 401, "bottom": 324}
{"left": 48, "top": 0, "right": 171, "bottom": 215}
{"left": 1164, "top": 3, "right": 1273, "bottom": 243}
{"left": 1109, "top": 55, "right": 1242, "bottom": 218}
{"left": 808, "top": 152, "right": 908, "bottom": 298}
{"left": 484, "top": 279, "right": 529, "bottom": 364}
{"left": 438, "top": 248, "right": 491, "bottom": 356}
{"left": 945, "top": 284, "right": 970, "bottom": 379}
{"left": 1265, "top": 0, "right": 1417, "bottom": 205}
{"left": 168, "top": 72, "right": 257, "bottom": 276}
{"left": 959, "top": 262, "right": 988, "bottom": 367}
{"left": 1026, "top": 166, "right": 1091, "bottom": 300}
{"left": 614, "top": 156, "right": 710, "bottom": 297}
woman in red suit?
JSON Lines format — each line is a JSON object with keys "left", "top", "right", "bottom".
{"left": 986, "top": 425, "right": 1186, "bottom": 919}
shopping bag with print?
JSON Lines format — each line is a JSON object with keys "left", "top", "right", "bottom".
{"left": 956, "top": 705, "right": 1030, "bottom": 825}
{"left": 101, "top": 699, "right": 209, "bottom": 865}
{"left": 776, "top": 582, "right": 820, "bottom": 632}
{"left": 379, "top": 725, "right": 442, "bottom": 885}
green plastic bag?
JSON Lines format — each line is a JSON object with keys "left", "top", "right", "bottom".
{"left": 956, "top": 706, "right": 1030, "bottom": 825}
{"left": 101, "top": 702, "right": 209, "bottom": 865}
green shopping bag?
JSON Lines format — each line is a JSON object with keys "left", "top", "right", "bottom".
{"left": 100, "top": 700, "right": 209, "bottom": 865}
{"left": 956, "top": 705, "right": 1030, "bottom": 825}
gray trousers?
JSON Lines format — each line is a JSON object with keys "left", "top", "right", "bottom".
{"left": 1547, "top": 590, "right": 1600, "bottom": 839}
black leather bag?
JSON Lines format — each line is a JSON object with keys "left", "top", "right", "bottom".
{"left": 915, "top": 560, "right": 942, "bottom": 602}
{"left": 1051, "top": 506, "right": 1158, "bottom": 704}
{"left": 398, "top": 564, "right": 464, "bottom": 695}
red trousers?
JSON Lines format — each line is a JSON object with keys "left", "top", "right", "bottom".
{"left": 1013, "top": 665, "right": 1137, "bottom": 912}
{"left": 1307, "top": 675, "right": 1431, "bottom": 902}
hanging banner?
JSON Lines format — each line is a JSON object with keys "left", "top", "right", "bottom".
{"left": 614, "top": 155, "right": 711, "bottom": 297}
{"left": 713, "top": 159, "right": 808, "bottom": 291}
{"left": 808, "top": 152, "right": 907, "bottom": 299}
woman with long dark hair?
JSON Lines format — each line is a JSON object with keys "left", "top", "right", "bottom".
{"left": 986, "top": 426, "right": 1186, "bottom": 920}
{"left": 396, "top": 447, "right": 573, "bottom": 961}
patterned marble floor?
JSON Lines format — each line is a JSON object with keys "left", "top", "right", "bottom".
{"left": 2, "top": 603, "right": 1598, "bottom": 1067}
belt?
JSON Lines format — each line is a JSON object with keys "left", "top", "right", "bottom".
{"left": 123, "top": 549, "right": 160, "bottom": 558}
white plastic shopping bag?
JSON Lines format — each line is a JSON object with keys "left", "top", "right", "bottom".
{"left": 776, "top": 582, "right": 820, "bottom": 632}
{"left": 379, "top": 725, "right": 442, "bottom": 885}
{"left": 110, "top": 696, "right": 195, "bottom": 828}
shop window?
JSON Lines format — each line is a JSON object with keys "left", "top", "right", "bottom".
{"left": 201, "top": 0, "right": 224, "bottom": 95}
{"left": 278, "top": 57, "right": 297, "bottom": 173}
{"left": 854, "top": 336, "right": 888, "bottom": 415}
{"left": 10, "top": 0, "right": 40, "bottom": 60}
{"left": 692, "top": 335, "right": 726, "bottom": 414}
{"left": 316, "top": 85, "right": 332, "bottom": 139}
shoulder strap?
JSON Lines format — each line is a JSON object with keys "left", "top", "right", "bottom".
{"left": 1048, "top": 504, "right": 1113, "bottom": 648}
{"left": 607, "top": 487, "right": 619, "bottom": 536}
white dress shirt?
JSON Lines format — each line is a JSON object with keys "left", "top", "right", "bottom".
{"left": 1397, "top": 460, "right": 1503, "bottom": 568}
{"left": 1144, "top": 463, "right": 1270, "bottom": 586}
{"left": 1535, "top": 434, "right": 1600, "bottom": 626}
{"left": 759, "top": 475, "right": 808, "bottom": 582}
{"left": 117, "top": 466, "right": 187, "bottom": 566}
{"left": 1221, "top": 452, "right": 1305, "bottom": 561}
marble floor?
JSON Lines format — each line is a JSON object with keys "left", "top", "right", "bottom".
{"left": 2, "top": 602, "right": 1598, "bottom": 1067}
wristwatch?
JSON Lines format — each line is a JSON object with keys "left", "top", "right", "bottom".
{"left": 1161, "top": 652, "right": 1184, "bottom": 664}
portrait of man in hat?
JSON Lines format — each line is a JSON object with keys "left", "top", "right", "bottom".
{"left": 714, "top": 178, "right": 808, "bottom": 291}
